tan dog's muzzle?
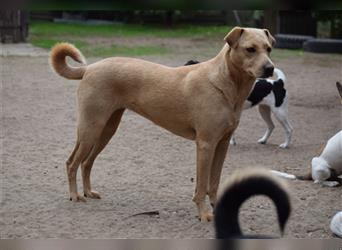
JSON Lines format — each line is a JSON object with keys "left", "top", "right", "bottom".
{"left": 261, "top": 62, "right": 274, "bottom": 78}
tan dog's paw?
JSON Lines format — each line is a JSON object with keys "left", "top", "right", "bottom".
{"left": 199, "top": 212, "right": 214, "bottom": 222}
{"left": 84, "top": 190, "right": 101, "bottom": 199}
{"left": 69, "top": 193, "right": 87, "bottom": 202}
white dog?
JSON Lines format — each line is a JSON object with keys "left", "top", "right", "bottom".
{"left": 184, "top": 61, "right": 293, "bottom": 148}
{"left": 295, "top": 82, "right": 342, "bottom": 238}
{"left": 297, "top": 82, "right": 342, "bottom": 184}
{"left": 311, "top": 130, "right": 342, "bottom": 183}
{"left": 327, "top": 83, "right": 342, "bottom": 237}
{"left": 331, "top": 211, "right": 342, "bottom": 238}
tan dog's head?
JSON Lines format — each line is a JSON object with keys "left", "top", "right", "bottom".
{"left": 224, "top": 27, "right": 276, "bottom": 79}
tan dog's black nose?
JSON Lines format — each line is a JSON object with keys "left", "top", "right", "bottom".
{"left": 263, "top": 64, "right": 274, "bottom": 78}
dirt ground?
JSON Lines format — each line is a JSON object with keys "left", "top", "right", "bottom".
{"left": 1, "top": 38, "right": 341, "bottom": 239}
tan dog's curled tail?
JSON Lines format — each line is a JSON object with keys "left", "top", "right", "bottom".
{"left": 50, "top": 42, "right": 87, "bottom": 80}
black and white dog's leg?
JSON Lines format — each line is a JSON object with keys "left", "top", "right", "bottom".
{"left": 271, "top": 106, "right": 293, "bottom": 148}
{"left": 257, "top": 105, "right": 274, "bottom": 144}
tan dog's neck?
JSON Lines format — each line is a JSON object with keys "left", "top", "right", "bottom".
{"left": 209, "top": 44, "right": 256, "bottom": 112}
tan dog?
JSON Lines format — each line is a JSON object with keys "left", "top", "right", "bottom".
{"left": 50, "top": 27, "right": 275, "bottom": 222}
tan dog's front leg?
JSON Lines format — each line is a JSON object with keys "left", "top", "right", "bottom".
{"left": 208, "top": 136, "right": 230, "bottom": 208}
{"left": 193, "top": 139, "right": 216, "bottom": 222}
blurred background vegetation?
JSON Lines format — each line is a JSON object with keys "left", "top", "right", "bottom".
{"left": 1, "top": 10, "right": 341, "bottom": 57}
{"left": 26, "top": 10, "right": 342, "bottom": 38}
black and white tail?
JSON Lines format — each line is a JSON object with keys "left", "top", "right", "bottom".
{"left": 214, "top": 169, "right": 291, "bottom": 239}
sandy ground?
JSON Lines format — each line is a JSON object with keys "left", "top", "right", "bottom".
{"left": 1, "top": 39, "right": 341, "bottom": 239}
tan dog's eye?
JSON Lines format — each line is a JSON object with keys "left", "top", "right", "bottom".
{"left": 267, "top": 47, "right": 272, "bottom": 53}
{"left": 246, "top": 47, "right": 256, "bottom": 53}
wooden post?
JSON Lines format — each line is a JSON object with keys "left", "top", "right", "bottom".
{"left": 0, "top": 10, "right": 29, "bottom": 43}
{"left": 263, "top": 10, "right": 278, "bottom": 35}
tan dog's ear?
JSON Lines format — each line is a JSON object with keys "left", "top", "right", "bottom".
{"left": 224, "top": 27, "right": 244, "bottom": 48}
{"left": 264, "top": 29, "right": 276, "bottom": 47}
{"left": 336, "top": 82, "right": 342, "bottom": 100}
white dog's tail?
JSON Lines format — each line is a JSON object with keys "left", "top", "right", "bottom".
{"left": 214, "top": 168, "right": 291, "bottom": 239}
{"left": 50, "top": 42, "right": 87, "bottom": 80}
{"left": 273, "top": 68, "right": 286, "bottom": 82}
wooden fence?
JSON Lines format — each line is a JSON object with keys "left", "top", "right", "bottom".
{"left": 0, "top": 11, "right": 29, "bottom": 43}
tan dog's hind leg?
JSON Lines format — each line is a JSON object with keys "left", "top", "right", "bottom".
{"left": 66, "top": 99, "right": 118, "bottom": 202}
{"left": 81, "top": 109, "right": 125, "bottom": 199}
{"left": 193, "top": 138, "right": 217, "bottom": 222}
{"left": 208, "top": 135, "right": 231, "bottom": 208}
{"left": 66, "top": 139, "right": 80, "bottom": 167}
{"left": 66, "top": 139, "right": 85, "bottom": 201}
{"left": 67, "top": 139, "right": 97, "bottom": 202}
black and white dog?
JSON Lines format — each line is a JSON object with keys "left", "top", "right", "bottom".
{"left": 184, "top": 60, "right": 293, "bottom": 148}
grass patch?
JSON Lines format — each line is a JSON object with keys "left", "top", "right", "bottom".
{"left": 29, "top": 21, "right": 231, "bottom": 38}
{"left": 272, "top": 48, "right": 304, "bottom": 59}
{"left": 29, "top": 21, "right": 317, "bottom": 60}
{"left": 30, "top": 36, "right": 169, "bottom": 57}
{"left": 30, "top": 38, "right": 88, "bottom": 50}
{"left": 28, "top": 21, "right": 231, "bottom": 57}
